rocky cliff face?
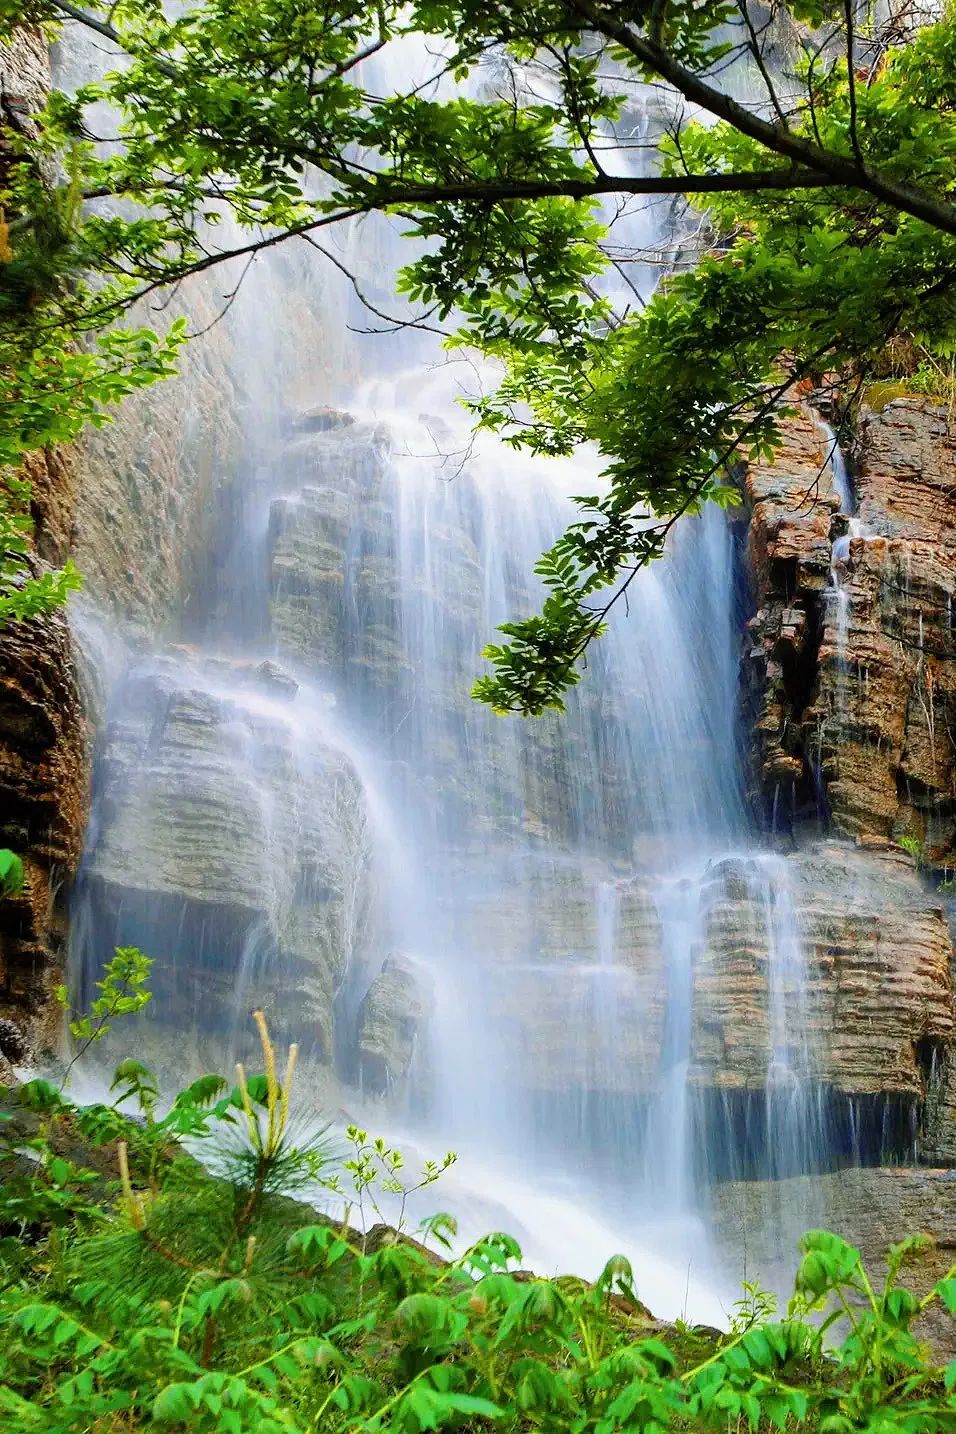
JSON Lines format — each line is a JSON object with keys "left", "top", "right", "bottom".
{"left": 0, "top": 32, "right": 87, "bottom": 1062}
{"left": 0, "top": 27, "right": 253, "bottom": 1060}
{"left": 691, "top": 842, "right": 952, "bottom": 1101}
{"left": 745, "top": 398, "right": 956, "bottom": 854}
{"left": 73, "top": 651, "right": 373, "bottom": 1072}
{"left": 713, "top": 1166, "right": 956, "bottom": 1356}
{"left": 742, "top": 393, "right": 956, "bottom": 1213}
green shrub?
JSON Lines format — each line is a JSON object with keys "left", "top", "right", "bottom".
{"left": 0, "top": 1001, "right": 952, "bottom": 1431}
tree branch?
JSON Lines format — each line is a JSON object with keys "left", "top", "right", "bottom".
{"left": 567, "top": 0, "right": 956, "bottom": 238}
{"left": 844, "top": 0, "right": 864, "bottom": 167}
{"left": 49, "top": 0, "right": 177, "bottom": 80}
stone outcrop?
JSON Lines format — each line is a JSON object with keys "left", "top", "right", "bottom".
{"left": 713, "top": 1166, "right": 956, "bottom": 1357}
{"left": 356, "top": 955, "right": 431, "bottom": 1095}
{"left": 690, "top": 842, "right": 953, "bottom": 1102}
{"left": 0, "top": 613, "right": 86, "bottom": 1056}
{"left": 743, "top": 405, "right": 844, "bottom": 822}
{"left": 0, "top": 29, "right": 50, "bottom": 162}
{"left": 268, "top": 417, "right": 401, "bottom": 684}
{"left": 77, "top": 652, "right": 372, "bottom": 1063}
{"left": 43, "top": 20, "right": 248, "bottom": 640}
{"left": 830, "top": 402, "right": 956, "bottom": 853}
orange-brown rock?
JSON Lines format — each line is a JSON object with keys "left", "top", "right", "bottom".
{"left": 0, "top": 611, "right": 86, "bottom": 1057}
{"left": 0, "top": 28, "right": 89, "bottom": 1057}
{"left": 742, "top": 400, "right": 956, "bottom": 1164}
{"left": 817, "top": 402, "right": 956, "bottom": 852}
{"left": 690, "top": 843, "right": 953, "bottom": 1106}
{"left": 744, "top": 406, "right": 841, "bottom": 818}
{"left": 744, "top": 398, "right": 956, "bottom": 856}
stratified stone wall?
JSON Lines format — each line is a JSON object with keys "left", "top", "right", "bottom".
{"left": 80, "top": 652, "right": 373, "bottom": 1066}
{"left": 0, "top": 29, "right": 88, "bottom": 1062}
{"left": 744, "top": 399, "right": 956, "bottom": 856}
{"left": 690, "top": 843, "right": 953, "bottom": 1100}
{"left": 742, "top": 396, "right": 956, "bottom": 1166}
{"left": 713, "top": 1167, "right": 956, "bottom": 1357}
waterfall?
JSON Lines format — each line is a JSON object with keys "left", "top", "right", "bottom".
{"left": 63, "top": 32, "right": 872, "bottom": 1323}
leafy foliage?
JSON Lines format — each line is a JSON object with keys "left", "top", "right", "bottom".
{"left": 0, "top": 986, "right": 953, "bottom": 1431}
{"left": 896, "top": 834, "right": 925, "bottom": 867}
{"left": 4, "top": 0, "right": 956, "bottom": 693}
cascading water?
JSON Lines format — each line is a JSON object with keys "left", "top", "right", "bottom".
{"left": 64, "top": 31, "right": 895, "bottom": 1324}
{"left": 821, "top": 420, "right": 874, "bottom": 727}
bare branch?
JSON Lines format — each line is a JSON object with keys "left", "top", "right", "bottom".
{"left": 736, "top": 0, "right": 789, "bottom": 126}
{"left": 297, "top": 231, "right": 447, "bottom": 336}
{"left": 844, "top": 0, "right": 865, "bottom": 166}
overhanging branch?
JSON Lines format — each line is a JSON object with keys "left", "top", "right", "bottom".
{"left": 568, "top": 0, "right": 956, "bottom": 239}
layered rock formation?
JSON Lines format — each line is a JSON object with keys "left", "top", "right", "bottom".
{"left": 744, "top": 398, "right": 956, "bottom": 855}
{"left": 265, "top": 414, "right": 599, "bottom": 850}
{"left": 441, "top": 864, "right": 666, "bottom": 1105}
{"left": 357, "top": 955, "right": 431, "bottom": 1095}
{"left": 713, "top": 1166, "right": 956, "bottom": 1356}
{"left": 743, "top": 397, "right": 956, "bottom": 1171}
{"left": 691, "top": 842, "right": 952, "bottom": 1101}
{"left": 77, "top": 652, "right": 373, "bottom": 1064}
{"left": 0, "top": 31, "right": 88, "bottom": 1057}
{"left": 424, "top": 841, "right": 952, "bottom": 1166}
{"left": 0, "top": 26, "right": 326, "bottom": 1053}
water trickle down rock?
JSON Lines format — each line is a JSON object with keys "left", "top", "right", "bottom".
{"left": 746, "top": 397, "right": 956, "bottom": 854}
{"left": 689, "top": 842, "right": 953, "bottom": 1166}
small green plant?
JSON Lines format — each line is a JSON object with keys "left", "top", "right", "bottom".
{"left": 324, "top": 1126, "right": 458, "bottom": 1242}
{"left": 55, "top": 945, "right": 153, "bottom": 1088}
{"left": 729, "top": 1278, "right": 779, "bottom": 1334}
{"left": 896, "top": 833, "right": 924, "bottom": 867}
{"left": 0, "top": 848, "right": 23, "bottom": 898}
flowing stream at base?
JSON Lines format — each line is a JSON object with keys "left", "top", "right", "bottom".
{"left": 65, "top": 43, "right": 880, "bottom": 1324}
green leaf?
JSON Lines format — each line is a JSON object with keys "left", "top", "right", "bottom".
{"left": 0, "top": 849, "right": 24, "bottom": 897}
{"left": 48, "top": 1157, "right": 71, "bottom": 1186}
{"left": 152, "top": 1383, "right": 201, "bottom": 1422}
